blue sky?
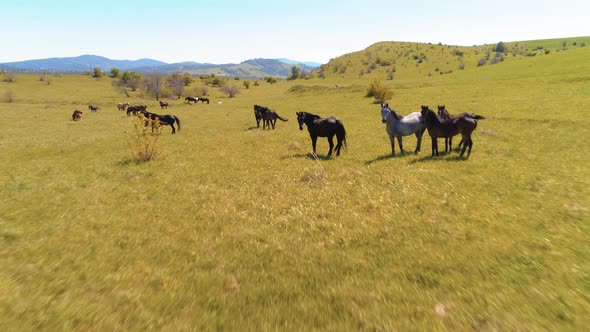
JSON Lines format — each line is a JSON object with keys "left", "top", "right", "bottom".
{"left": 1, "top": 0, "right": 588, "bottom": 64}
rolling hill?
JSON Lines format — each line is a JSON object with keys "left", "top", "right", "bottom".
{"left": 0, "top": 55, "right": 319, "bottom": 78}
{"left": 313, "top": 36, "right": 590, "bottom": 80}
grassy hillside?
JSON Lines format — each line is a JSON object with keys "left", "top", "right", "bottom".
{"left": 316, "top": 36, "right": 590, "bottom": 81}
{"left": 1, "top": 38, "right": 589, "bottom": 330}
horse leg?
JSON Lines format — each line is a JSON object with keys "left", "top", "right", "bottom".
{"left": 389, "top": 136, "right": 396, "bottom": 155}
{"left": 336, "top": 137, "right": 342, "bottom": 156}
{"left": 327, "top": 135, "right": 334, "bottom": 157}
{"left": 431, "top": 137, "right": 439, "bottom": 156}
{"left": 397, "top": 136, "right": 404, "bottom": 154}
{"left": 311, "top": 135, "right": 318, "bottom": 156}
{"left": 171, "top": 123, "right": 176, "bottom": 134}
{"left": 459, "top": 135, "right": 469, "bottom": 157}
{"left": 414, "top": 131, "right": 423, "bottom": 154}
{"left": 272, "top": 119, "right": 276, "bottom": 129}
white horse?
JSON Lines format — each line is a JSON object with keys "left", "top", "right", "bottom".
{"left": 380, "top": 103, "right": 426, "bottom": 155}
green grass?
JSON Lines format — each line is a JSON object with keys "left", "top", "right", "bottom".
{"left": 1, "top": 40, "right": 589, "bottom": 330}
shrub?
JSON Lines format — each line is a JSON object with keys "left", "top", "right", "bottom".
{"left": 495, "top": 41, "right": 506, "bottom": 53}
{"left": 110, "top": 68, "right": 120, "bottom": 78}
{"left": 366, "top": 78, "right": 393, "bottom": 104}
{"left": 92, "top": 67, "right": 103, "bottom": 79}
{"left": 477, "top": 58, "right": 487, "bottom": 67}
{"left": 243, "top": 80, "right": 250, "bottom": 89}
{"left": 3, "top": 90, "right": 14, "bottom": 103}
{"left": 2, "top": 72, "right": 16, "bottom": 83}
{"left": 220, "top": 83, "right": 240, "bottom": 97}
{"left": 129, "top": 115, "right": 162, "bottom": 163}
{"left": 265, "top": 77, "right": 277, "bottom": 84}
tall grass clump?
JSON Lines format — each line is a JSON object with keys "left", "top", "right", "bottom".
{"left": 129, "top": 115, "right": 162, "bottom": 162}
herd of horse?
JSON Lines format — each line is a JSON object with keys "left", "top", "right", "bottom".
{"left": 380, "top": 103, "right": 485, "bottom": 157}
{"left": 72, "top": 98, "right": 486, "bottom": 158}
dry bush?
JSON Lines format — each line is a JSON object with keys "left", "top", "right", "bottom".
{"left": 129, "top": 115, "right": 162, "bottom": 162}
{"left": 3, "top": 90, "right": 14, "bottom": 103}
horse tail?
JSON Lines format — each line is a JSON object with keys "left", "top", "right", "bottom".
{"left": 337, "top": 122, "right": 347, "bottom": 149}
{"left": 277, "top": 115, "right": 288, "bottom": 122}
{"left": 174, "top": 116, "right": 181, "bottom": 131}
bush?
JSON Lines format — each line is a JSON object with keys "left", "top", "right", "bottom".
{"left": 3, "top": 90, "right": 14, "bottom": 103}
{"left": 129, "top": 115, "right": 162, "bottom": 162}
{"left": 92, "top": 67, "right": 103, "bottom": 79}
{"left": 366, "top": 78, "right": 393, "bottom": 104}
{"left": 220, "top": 83, "right": 240, "bottom": 97}
{"left": 2, "top": 72, "right": 16, "bottom": 83}
{"left": 495, "top": 41, "right": 506, "bottom": 53}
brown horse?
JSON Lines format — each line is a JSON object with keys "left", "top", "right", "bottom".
{"left": 88, "top": 105, "right": 100, "bottom": 112}
{"left": 117, "top": 102, "right": 129, "bottom": 111}
{"left": 437, "top": 105, "right": 485, "bottom": 152}
{"left": 72, "top": 110, "right": 83, "bottom": 121}
{"left": 159, "top": 101, "right": 169, "bottom": 109}
{"left": 421, "top": 106, "right": 478, "bottom": 157}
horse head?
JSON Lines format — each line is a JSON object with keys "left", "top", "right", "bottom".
{"left": 296, "top": 112, "right": 305, "bottom": 130}
{"left": 380, "top": 104, "right": 391, "bottom": 123}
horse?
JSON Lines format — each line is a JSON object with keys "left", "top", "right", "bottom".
{"left": 140, "top": 109, "right": 181, "bottom": 134}
{"left": 127, "top": 105, "right": 147, "bottom": 116}
{"left": 380, "top": 103, "right": 425, "bottom": 155}
{"left": 185, "top": 96, "right": 198, "bottom": 104}
{"left": 296, "top": 111, "right": 346, "bottom": 157}
{"left": 254, "top": 105, "right": 288, "bottom": 129}
{"left": 72, "top": 110, "right": 83, "bottom": 121}
{"left": 117, "top": 102, "right": 129, "bottom": 111}
{"left": 421, "top": 106, "right": 478, "bottom": 157}
{"left": 437, "top": 105, "right": 486, "bottom": 152}
{"left": 88, "top": 105, "right": 100, "bottom": 112}
{"left": 197, "top": 97, "right": 210, "bottom": 104}
{"left": 254, "top": 105, "right": 264, "bottom": 127}
{"left": 159, "top": 100, "right": 169, "bottom": 109}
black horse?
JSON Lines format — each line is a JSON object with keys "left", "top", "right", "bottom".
{"left": 296, "top": 111, "right": 346, "bottom": 157}
{"left": 159, "top": 101, "right": 169, "bottom": 109}
{"left": 185, "top": 96, "right": 198, "bottom": 104}
{"left": 140, "top": 110, "right": 181, "bottom": 134}
{"left": 197, "top": 97, "right": 210, "bottom": 104}
{"left": 88, "top": 105, "right": 100, "bottom": 112}
{"left": 127, "top": 105, "right": 147, "bottom": 116}
{"left": 254, "top": 105, "right": 288, "bottom": 129}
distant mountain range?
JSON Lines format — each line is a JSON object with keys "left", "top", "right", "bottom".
{"left": 0, "top": 54, "right": 321, "bottom": 78}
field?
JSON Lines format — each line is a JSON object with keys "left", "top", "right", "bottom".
{"left": 1, "top": 39, "right": 589, "bottom": 330}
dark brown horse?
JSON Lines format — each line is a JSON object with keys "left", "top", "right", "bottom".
{"left": 140, "top": 109, "right": 181, "bottom": 134}
{"left": 185, "top": 96, "right": 198, "bottom": 104}
{"left": 72, "top": 110, "right": 83, "bottom": 121}
{"left": 127, "top": 105, "right": 147, "bottom": 116}
{"left": 159, "top": 101, "right": 169, "bottom": 109}
{"left": 88, "top": 105, "right": 100, "bottom": 112}
{"left": 254, "top": 105, "right": 288, "bottom": 129}
{"left": 437, "top": 105, "right": 486, "bottom": 152}
{"left": 421, "top": 106, "right": 477, "bottom": 157}
{"left": 296, "top": 111, "right": 346, "bottom": 157}
{"left": 197, "top": 97, "right": 210, "bottom": 104}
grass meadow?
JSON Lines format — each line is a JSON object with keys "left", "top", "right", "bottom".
{"left": 1, "top": 41, "right": 589, "bottom": 330}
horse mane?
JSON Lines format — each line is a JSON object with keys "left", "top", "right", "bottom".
{"left": 303, "top": 112, "right": 321, "bottom": 120}
{"left": 383, "top": 106, "right": 403, "bottom": 120}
